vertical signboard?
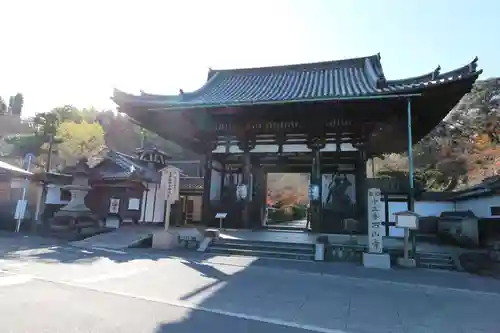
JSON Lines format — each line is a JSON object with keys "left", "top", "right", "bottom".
{"left": 367, "top": 188, "right": 384, "bottom": 254}
{"left": 163, "top": 166, "right": 180, "bottom": 203}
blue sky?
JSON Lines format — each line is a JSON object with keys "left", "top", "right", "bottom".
{"left": 0, "top": 0, "right": 498, "bottom": 117}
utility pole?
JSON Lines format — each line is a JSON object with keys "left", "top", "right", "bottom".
{"left": 46, "top": 134, "right": 54, "bottom": 172}
{"left": 37, "top": 113, "right": 58, "bottom": 229}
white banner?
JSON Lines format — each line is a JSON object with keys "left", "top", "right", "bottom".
{"left": 367, "top": 188, "right": 384, "bottom": 254}
{"left": 109, "top": 198, "right": 120, "bottom": 214}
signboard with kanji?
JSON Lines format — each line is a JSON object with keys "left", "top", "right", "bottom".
{"left": 162, "top": 166, "right": 180, "bottom": 203}
{"left": 367, "top": 188, "right": 384, "bottom": 254}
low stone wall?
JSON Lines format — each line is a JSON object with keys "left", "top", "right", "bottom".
{"left": 327, "top": 244, "right": 364, "bottom": 263}
{"left": 151, "top": 227, "right": 203, "bottom": 250}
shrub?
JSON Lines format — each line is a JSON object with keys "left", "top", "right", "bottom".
{"left": 292, "top": 204, "right": 307, "bottom": 219}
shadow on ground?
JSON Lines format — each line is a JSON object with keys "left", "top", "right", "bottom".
{"left": 150, "top": 255, "right": 500, "bottom": 333}
{"left": 2, "top": 231, "right": 500, "bottom": 332}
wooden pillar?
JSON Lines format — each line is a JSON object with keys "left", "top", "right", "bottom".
{"left": 238, "top": 139, "right": 254, "bottom": 229}
{"left": 251, "top": 161, "right": 265, "bottom": 229}
{"left": 307, "top": 136, "right": 325, "bottom": 233}
{"left": 201, "top": 142, "right": 214, "bottom": 225}
{"left": 220, "top": 161, "right": 226, "bottom": 200}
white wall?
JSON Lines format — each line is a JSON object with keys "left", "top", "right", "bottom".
{"left": 141, "top": 182, "right": 163, "bottom": 223}
{"left": 386, "top": 196, "right": 500, "bottom": 220}
{"left": 388, "top": 201, "right": 455, "bottom": 220}
{"left": 387, "top": 200, "right": 455, "bottom": 238}
{"left": 384, "top": 196, "right": 500, "bottom": 237}
{"left": 456, "top": 195, "right": 500, "bottom": 218}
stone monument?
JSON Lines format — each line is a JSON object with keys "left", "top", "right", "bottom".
{"left": 362, "top": 188, "right": 391, "bottom": 269}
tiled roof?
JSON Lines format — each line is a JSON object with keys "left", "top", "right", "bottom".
{"left": 96, "top": 151, "right": 161, "bottom": 183}
{"left": 450, "top": 176, "right": 500, "bottom": 200}
{"left": 180, "top": 177, "right": 203, "bottom": 191}
{"left": 168, "top": 160, "right": 202, "bottom": 178}
{"left": 0, "top": 160, "right": 32, "bottom": 177}
{"left": 113, "top": 54, "right": 482, "bottom": 110}
{"left": 94, "top": 151, "right": 203, "bottom": 187}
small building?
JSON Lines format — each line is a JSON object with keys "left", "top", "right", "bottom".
{"left": 168, "top": 159, "right": 204, "bottom": 224}
{"left": 0, "top": 160, "right": 33, "bottom": 202}
{"left": 34, "top": 148, "right": 205, "bottom": 226}
{"left": 0, "top": 160, "right": 36, "bottom": 230}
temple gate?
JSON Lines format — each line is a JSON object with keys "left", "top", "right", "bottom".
{"left": 113, "top": 54, "right": 481, "bottom": 233}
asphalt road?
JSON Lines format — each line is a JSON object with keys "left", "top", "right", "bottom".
{"left": 1, "top": 234, "right": 500, "bottom": 333}
{"left": 0, "top": 276, "right": 314, "bottom": 333}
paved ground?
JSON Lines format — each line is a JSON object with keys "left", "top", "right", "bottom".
{"left": 1, "top": 233, "right": 500, "bottom": 332}
{"left": 0, "top": 277, "right": 312, "bottom": 333}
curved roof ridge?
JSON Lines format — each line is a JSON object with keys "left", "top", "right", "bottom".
{"left": 387, "top": 65, "right": 441, "bottom": 86}
{"left": 123, "top": 70, "right": 224, "bottom": 103}
{"left": 209, "top": 53, "right": 382, "bottom": 75}
{"left": 364, "top": 54, "right": 387, "bottom": 88}
{"left": 436, "top": 57, "right": 480, "bottom": 80}
{"left": 112, "top": 55, "right": 482, "bottom": 110}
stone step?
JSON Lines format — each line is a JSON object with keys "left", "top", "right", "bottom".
{"left": 417, "top": 253, "right": 455, "bottom": 270}
{"left": 418, "top": 262, "right": 456, "bottom": 270}
{"left": 417, "top": 252, "right": 454, "bottom": 258}
{"left": 212, "top": 242, "right": 314, "bottom": 255}
{"left": 213, "top": 239, "right": 314, "bottom": 251}
{"left": 208, "top": 237, "right": 315, "bottom": 261}
{"left": 207, "top": 246, "right": 315, "bottom": 261}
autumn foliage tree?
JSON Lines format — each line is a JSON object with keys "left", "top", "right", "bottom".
{"left": 56, "top": 121, "right": 105, "bottom": 166}
{"left": 376, "top": 78, "right": 500, "bottom": 190}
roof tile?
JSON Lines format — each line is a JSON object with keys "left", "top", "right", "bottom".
{"left": 113, "top": 55, "right": 481, "bottom": 110}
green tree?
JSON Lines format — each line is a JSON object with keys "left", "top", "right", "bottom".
{"left": 4, "top": 111, "right": 60, "bottom": 169}
{"left": 8, "top": 93, "right": 24, "bottom": 116}
{"left": 49, "top": 105, "right": 82, "bottom": 123}
{"left": 56, "top": 120, "right": 105, "bottom": 165}
{"left": 33, "top": 112, "right": 59, "bottom": 136}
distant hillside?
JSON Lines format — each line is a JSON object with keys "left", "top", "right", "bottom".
{"left": 376, "top": 78, "right": 500, "bottom": 191}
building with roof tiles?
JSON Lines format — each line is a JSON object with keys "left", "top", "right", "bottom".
{"left": 33, "top": 148, "right": 205, "bottom": 227}
{"left": 113, "top": 54, "right": 482, "bottom": 233}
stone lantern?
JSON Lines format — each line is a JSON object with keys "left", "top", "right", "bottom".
{"left": 51, "top": 158, "right": 99, "bottom": 233}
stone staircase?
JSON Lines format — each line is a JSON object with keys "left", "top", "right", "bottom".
{"left": 206, "top": 238, "right": 315, "bottom": 261}
{"left": 416, "top": 252, "right": 456, "bottom": 270}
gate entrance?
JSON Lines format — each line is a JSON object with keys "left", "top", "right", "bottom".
{"left": 265, "top": 172, "right": 310, "bottom": 230}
